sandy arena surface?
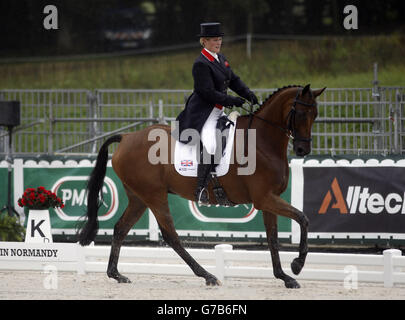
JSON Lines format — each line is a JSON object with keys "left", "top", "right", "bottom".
{"left": 1, "top": 270, "right": 405, "bottom": 300}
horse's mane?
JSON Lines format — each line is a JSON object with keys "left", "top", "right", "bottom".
{"left": 242, "top": 85, "right": 303, "bottom": 117}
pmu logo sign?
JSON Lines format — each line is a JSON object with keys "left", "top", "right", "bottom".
{"left": 189, "top": 201, "right": 258, "bottom": 223}
{"left": 51, "top": 176, "right": 119, "bottom": 221}
{"left": 303, "top": 167, "right": 405, "bottom": 233}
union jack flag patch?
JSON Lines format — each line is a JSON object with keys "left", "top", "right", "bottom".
{"left": 181, "top": 160, "right": 193, "bottom": 167}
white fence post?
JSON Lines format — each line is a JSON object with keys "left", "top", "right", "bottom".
{"left": 383, "top": 249, "right": 401, "bottom": 287}
{"left": 148, "top": 209, "right": 159, "bottom": 241}
{"left": 290, "top": 159, "right": 304, "bottom": 244}
{"left": 215, "top": 244, "right": 232, "bottom": 282}
{"left": 13, "top": 158, "right": 25, "bottom": 221}
{"left": 76, "top": 243, "right": 86, "bottom": 275}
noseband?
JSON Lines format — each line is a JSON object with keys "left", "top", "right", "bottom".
{"left": 242, "top": 88, "right": 316, "bottom": 142}
{"left": 285, "top": 89, "right": 316, "bottom": 143}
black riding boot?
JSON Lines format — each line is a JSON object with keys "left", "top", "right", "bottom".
{"left": 195, "top": 163, "right": 213, "bottom": 205}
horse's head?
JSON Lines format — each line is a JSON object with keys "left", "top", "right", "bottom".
{"left": 287, "top": 84, "right": 326, "bottom": 156}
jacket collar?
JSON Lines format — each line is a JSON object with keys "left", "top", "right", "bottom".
{"left": 200, "top": 49, "right": 231, "bottom": 78}
{"left": 201, "top": 48, "right": 216, "bottom": 62}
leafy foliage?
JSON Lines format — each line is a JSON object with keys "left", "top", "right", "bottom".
{"left": 0, "top": 214, "right": 25, "bottom": 242}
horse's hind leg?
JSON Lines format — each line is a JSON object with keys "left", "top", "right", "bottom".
{"left": 107, "top": 185, "right": 147, "bottom": 283}
{"left": 263, "top": 211, "right": 300, "bottom": 288}
{"left": 149, "top": 200, "right": 220, "bottom": 286}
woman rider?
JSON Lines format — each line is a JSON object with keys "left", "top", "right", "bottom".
{"left": 176, "top": 22, "right": 258, "bottom": 205}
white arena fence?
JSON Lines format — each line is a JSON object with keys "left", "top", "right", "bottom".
{"left": 0, "top": 242, "right": 404, "bottom": 288}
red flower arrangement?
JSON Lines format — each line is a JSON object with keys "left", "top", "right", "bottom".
{"left": 18, "top": 186, "right": 65, "bottom": 210}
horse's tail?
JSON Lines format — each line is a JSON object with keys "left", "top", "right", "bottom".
{"left": 78, "top": 135, "right": 122, "bottom": 246}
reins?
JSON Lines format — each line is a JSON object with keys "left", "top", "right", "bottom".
{"left": 240, "top": 102, "right": 291, "bottom": 137}
{"left": 239, "top": 88, "right": 316, "bottom": 142}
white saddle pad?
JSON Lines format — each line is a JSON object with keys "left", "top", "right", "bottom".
{"left": 174, "top": 112, "right": 239, "bottom": 177}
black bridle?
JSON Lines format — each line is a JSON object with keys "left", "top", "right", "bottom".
{"left": 241, "top": 88, "right": 317, "bottom": 143}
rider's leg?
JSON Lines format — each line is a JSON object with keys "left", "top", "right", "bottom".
{"left": 195, "top": 147, "right": 214, "bottom": 204}
{"left": 195, "top": 107, "right": 224, "bottom": 204}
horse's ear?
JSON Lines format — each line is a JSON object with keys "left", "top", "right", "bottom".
{"left": 302, "top": 84, "right": 311, "bottom": 96}
{"left": 313, "top": 87, "right": 327, "bottom": 98}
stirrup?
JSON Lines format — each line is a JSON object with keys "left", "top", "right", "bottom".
{"left": 196, "top": 187, "right": 209, "bottom": 206}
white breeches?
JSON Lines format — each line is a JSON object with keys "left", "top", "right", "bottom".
{"left": 201, "top": 107, "right": 225, "bottom": 155}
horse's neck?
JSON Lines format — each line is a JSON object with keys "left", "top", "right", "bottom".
{"left": 257, "top": 92, "right": 291, "bottom": 126}
{"left": 252, "top": 92, "right": 292, "bottom": 157}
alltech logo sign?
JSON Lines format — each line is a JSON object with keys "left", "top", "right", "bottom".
{"left": 319, "top": 177, "right": 405, "bottom": 215}
{"left": 303, "top": 167, "right": 405, "bottom": 233}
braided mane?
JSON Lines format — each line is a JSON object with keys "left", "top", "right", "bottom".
{"left": 253, "top": 85, "right": 302, "bottom": 114}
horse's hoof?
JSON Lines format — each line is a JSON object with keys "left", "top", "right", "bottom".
{"left": 117, "top": 276, "right": 131, "bottom": 284}
{"left": 206, "top": 277, "right": 221, "bottom": 286}
{"left": 291, "top": 258, "right": 304, "bottom": 275}
{"left": 108, "top": 272, "right": 131, "bottom": 283}
{"left": 285, "top": 279, "right": 300, "bottom": 289}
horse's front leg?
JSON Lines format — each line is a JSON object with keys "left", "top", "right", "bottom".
{"left": 256, "top": 192, "right": 309, "bottom": 276}
{"left": 262, "top": 211, "right": 300, "bottom": 288}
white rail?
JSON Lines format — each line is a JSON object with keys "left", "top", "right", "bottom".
{"left": 0, "top": 242, "right": 404, "bottom": 288}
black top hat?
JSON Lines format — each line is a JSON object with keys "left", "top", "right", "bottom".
{"left": 197, "top": 22, "right": 224, "bottom": 37}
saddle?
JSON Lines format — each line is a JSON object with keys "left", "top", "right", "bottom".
{"left": 174, "top": 111, "right": 239, "bottom": 177}
{"left": 174, "top": 111, "right": 239, "bottom": 206}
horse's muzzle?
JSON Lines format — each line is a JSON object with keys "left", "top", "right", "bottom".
{"left": 293, "top": 140, "right": 311, "bottom": 157}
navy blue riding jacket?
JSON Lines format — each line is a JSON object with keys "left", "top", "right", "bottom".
{"left": 175, "top": 49, "right": 253, "bottom": 144}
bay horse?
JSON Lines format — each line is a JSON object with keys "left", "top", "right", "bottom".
{"left": 78, "top": 84, "right": 326, "bottom": 288}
